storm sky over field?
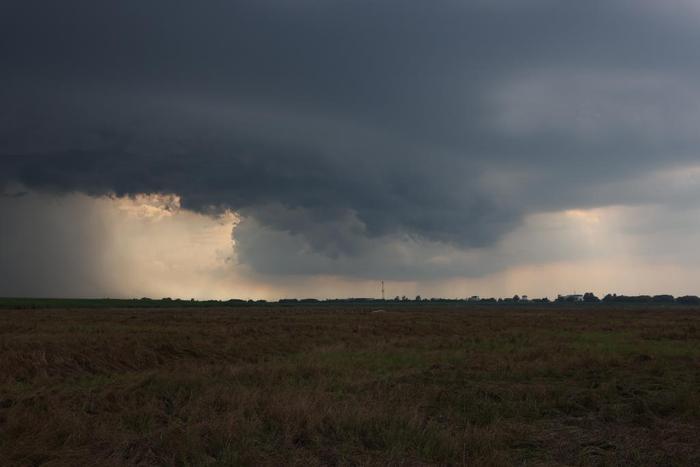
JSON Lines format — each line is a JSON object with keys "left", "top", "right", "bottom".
{"left": 3, "top": 1, "right": 700, "bottom": 299}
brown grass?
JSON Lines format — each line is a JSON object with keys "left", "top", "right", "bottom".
{"left": 1, "top": 306, "right": 699, "bottom": 466}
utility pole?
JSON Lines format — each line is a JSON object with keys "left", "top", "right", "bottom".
{"left": 381, "top": 281, "right": 385, "bottom": 301}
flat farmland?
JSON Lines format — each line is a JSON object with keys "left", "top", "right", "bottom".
{"left": 1, "top": 306, "right": 699, "bottom": 466}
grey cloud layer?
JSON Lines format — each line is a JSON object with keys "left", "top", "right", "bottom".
{"left": 2, "top": 0, "right": 700, "bottom": 278}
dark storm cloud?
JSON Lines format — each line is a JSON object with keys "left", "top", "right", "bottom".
{"left": 2, "top": 0, "right": 700, "bottom": 277}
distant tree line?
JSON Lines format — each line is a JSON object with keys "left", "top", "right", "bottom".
{"left": 552, "top": 293, "right": 700, "bottom": 304}
{"left": 282, "top": 293, "right": 700, "bottom": 305}
{"left": 3, "top": 293, "right": 700, "bottom": 309}
{"left": 599, "top": 293, "right": 700, "bottom": 304}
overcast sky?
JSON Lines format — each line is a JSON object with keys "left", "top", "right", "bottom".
{"left": 3, "top": 1, "right": 700, "bottom": 299}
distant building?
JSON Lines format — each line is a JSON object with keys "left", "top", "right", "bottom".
{"left": 521, "top": 295, "right": 529, "bottom": 302}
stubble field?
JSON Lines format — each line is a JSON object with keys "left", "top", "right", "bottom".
{"left": 1, "top": 305, "right": 699, "bottom": 466}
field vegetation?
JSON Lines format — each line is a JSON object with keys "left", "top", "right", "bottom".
{"left": 1, "top": 306, "right": 699, "bottom": 466}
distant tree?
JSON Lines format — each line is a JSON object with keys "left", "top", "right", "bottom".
{"left": 394, "top": 296, "right": 400, "bottom": 301}
{"left": 583, "top": 292, "right": 600, "bottom": 302}
{"left": 415, "top": 295, "right": 422, "bottom": 302}
{"left": 602, "top": 294, "right": 661, "bottom": 303}
{"left": 603, "top": 294, "right": 616, "bottom": 302}
{"left": 677, "top": 295, "right": 700, "bottom": 305}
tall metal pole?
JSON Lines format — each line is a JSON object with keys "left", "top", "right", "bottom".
{"left": 381, "top": 281, "right": 385, "bottom": 301}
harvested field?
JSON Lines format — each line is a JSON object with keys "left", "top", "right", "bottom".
{"left": 1, "top": 306, "right": 699, "bottom": 466}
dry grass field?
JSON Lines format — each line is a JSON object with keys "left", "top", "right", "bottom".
{"left": 1, "top": 306, "right": 699, "bottom": 466}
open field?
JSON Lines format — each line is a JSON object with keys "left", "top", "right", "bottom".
{"left": 1, "top": 306, "right": 699, "bottom": 466}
